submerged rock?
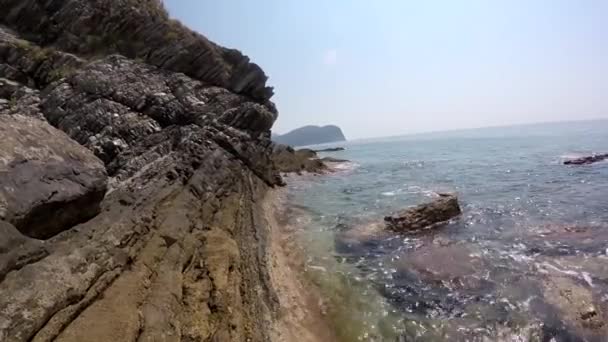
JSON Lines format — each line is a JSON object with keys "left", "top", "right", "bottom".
{"left": 321, "top": 156, "right": 349, "bottom": 163}
{"left": 314, "top": 147, "right": 345, "bottom": 152}
{"left": 384, "top": 193, "right": 462, "bottom": 232}
{"left": 0, "top": 114, "right": 107, "bottom": 239}
{"left": 541, "top": 275, "right": 606, "bottom": 337}
{"left": 564, "top": 153, "right": 608, "bottom": 165}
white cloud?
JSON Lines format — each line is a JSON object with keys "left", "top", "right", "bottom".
{"left": 323, "top": 49, "right": 338, "bottom": 65}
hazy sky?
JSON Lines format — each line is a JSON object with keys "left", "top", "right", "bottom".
{"left": 164, "top": 0, "right": 608, "bottom": 139}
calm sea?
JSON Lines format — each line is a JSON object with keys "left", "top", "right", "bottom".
{"left": 284, "top": 119, "right": 608, "bottom": 341}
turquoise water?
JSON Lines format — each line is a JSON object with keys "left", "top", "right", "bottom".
{"left": 286, "top": 120, "right": 608, "bottom": 341}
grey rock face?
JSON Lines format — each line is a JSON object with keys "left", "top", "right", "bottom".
{"left": 384, "top": 193, "right": 462, "bottom": 232}
{"left": 0, "top": 0, "right": 273, "bottom": 101}
{"left": 0, "top": 114, "right": 108, "bottom": 239}
{"left": 0, "top": 220, "right": 47, "bottom": 282}
{"left": 0, "top": 2, "right": 284, "bottom": 341}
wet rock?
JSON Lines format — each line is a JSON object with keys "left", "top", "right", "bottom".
{"left": 384, "top": 193, "right": 462, "bottom": 232}
{"left": 271, "top": 144, "right": 327, "bottom": 174}
{"left": 525, "top": 224, "right": 608, "bottom": 256}
{"left": 0, "top": 114, "right": 107, "bottom": 239}
{"left": 541, "top": 276, "right": 606, "bottom": 337}
{"left": 335, "top": 222, "right": 390, "bottom": 253}
{"left": 564, "top": 153, "right": 608, "bottom": 165}
{"left": 394, "top": 243, "right": 485, "bottom": 287}
{"left": 321, "top": 156, "right": 349, "bottom": 163}
{"left": 314, "top": 147, "right": 345, "bottom": 152}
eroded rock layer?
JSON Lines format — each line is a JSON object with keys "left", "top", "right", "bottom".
{"left": 0, "top": 1, "right": 283, "bottom": 341}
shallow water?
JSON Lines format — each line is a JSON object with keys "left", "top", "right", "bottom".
{"left": 285, "top": 120, "right": 608, "bottom": 341}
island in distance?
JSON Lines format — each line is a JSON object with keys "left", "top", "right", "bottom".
{"left": 273, "top": 125, "right": 346, "bottom": 146}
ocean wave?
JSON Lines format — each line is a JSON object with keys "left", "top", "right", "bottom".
{"left": 330, "top": 161, "right": 359, "bottom": 171}
{"left": 380, "top": 186, "right": 452, "bottom": 198}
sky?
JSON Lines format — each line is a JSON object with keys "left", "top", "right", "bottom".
{"left": 164, "top": 0, "right": 608, "bottom": 139}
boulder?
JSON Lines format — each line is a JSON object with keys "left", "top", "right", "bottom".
{"left": 0, "top": 114, "right": 107, "bottom": 239}
{"left": 384, "top": 193, "right": 461, "bottom": 232}
{"left": 564, "top": 153, "right": 608, "bottom": 165}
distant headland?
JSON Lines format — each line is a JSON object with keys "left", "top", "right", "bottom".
{"left": 273, "top": 125, "right": 346, "bottom": 146}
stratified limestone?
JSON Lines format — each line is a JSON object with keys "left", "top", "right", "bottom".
{"left": 384, "top": 193, "right": 462, "bottom": 232}
{"left": 0, "top": 1, "right": 284, "bottom": 341}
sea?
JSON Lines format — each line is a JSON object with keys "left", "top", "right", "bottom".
{"left": 282, "top": 119, "right": 608, "bottom": 341}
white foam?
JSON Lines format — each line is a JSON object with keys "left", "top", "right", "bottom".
{"left": 307, "top": 265, "right": 327, "bottom": 272}
{"left": 331, "top": 161, "right": 359, "bottom": 172}
{"left": 582, "top": 272, "right": 594, "bottom": 287}
{"left": 537, "top": 262, "right": 594, "bottom": 287}
{"left": 560, "top": 153, "right": 586, "bottom": 160}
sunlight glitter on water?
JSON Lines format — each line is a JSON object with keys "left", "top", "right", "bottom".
{"left": 286, "top": 121, "right": 608, "bottom": 341}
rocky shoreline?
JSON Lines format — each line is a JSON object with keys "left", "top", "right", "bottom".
{"left": 0, "top": 1, "right": 333, "bottom": 341}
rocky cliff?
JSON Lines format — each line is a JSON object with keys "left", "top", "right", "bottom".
{"left": 0, "top": 1, "right": 286, "bottom": 341}
{"left": 273, "top": 125, "right": 346, "bottom": 147}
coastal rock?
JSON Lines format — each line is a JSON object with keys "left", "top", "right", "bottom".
{"left": 564, "top": 153, "right": 608, "bottom": 165}
{"left": 0, "top": 220, "right": 47, "bottom": 281}
{"left": 0, "top": 2, "right": 286, "bottom": 341}
{"left": 0, "top": 0, "right": 273, "bottom": 101}
{"left": 394, "top": 242, "right": 486, "bottom": 289}
{"left": 321, "top": 156, "right": 349, "bottom": 163}
{"left": 384, "top": 193, "right": 462, "bottom": 232}
{"left": 314, "top": 147, "right": 345, "bottom": 152}
{"left": 0, "top": 114, "right": 107, "bottom": 239}
{"left": 271, "top": 144, "right": 327, "bottom": 174}
{"left": 541, "top": 275, "right": 606, "bottom": 337}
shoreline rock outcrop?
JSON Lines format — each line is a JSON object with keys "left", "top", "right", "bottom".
{"left": 564, "top": 153, "right": 608, "bottom": 165}
{"left": 0, "top": 1, "right": 287, "bottom": 341}
{"left": 0, "top": 0, "right": 273, "bottom": 102}
{"left": 384, "top": 193, "right": 462, "bottom": 232}
{"left": 272, "top": 145, "right": 327, "bottom": 174}
{"left": 314, "top": 147, "right": 345, "bottom": 152}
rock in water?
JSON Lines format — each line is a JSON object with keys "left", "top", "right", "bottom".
{"left": 384, "top": 193, "right": 462, "bottom": 232}
{"left": 564, "top": 153, "right": 608, "bottom": 165}
{"left": 271, "top": 144, "right": 327, "bottom": 174}
{"left": 0, "top": 115, "right": 107, "bottom": 239}
{"left": 314, "top": 147, "right": 345, "bottom": 152}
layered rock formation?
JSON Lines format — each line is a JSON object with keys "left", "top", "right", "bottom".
{"left": 0, "top": 1, "right": 286, "bottom": 341}
{"left": 271, "top": 145, "right": 327, "bottom": 175}
{"left": 384, "top": 193, "right": 462, "bottom": 232}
